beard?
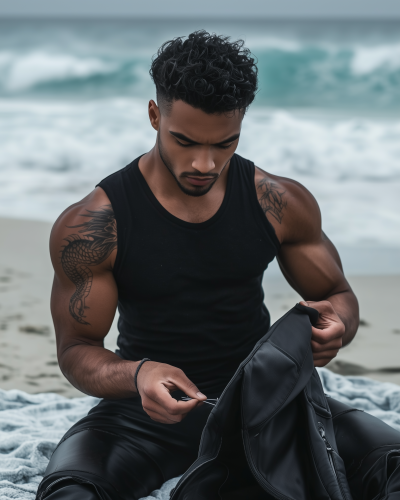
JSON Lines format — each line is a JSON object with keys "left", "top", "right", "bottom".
{"left": 158, "top": 134, "right": 226, "bottom": 197}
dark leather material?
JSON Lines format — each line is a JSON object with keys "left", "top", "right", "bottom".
{"left": 36, "top": 305, "right": 400, "bottom": 499}
{"left": 35, "top": 393, "right": 214, "bottom": 500}
{"left": 329, "top": 398, "right": 400, "bottom": 500}
{"left": 44, "top": 484, "right": 100, "bottom": 499}
{"left": 171, "top": 305, "right": 354, "bottom": 500}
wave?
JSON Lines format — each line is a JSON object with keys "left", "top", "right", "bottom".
{"left": 1, "top": 99, "right": 399, "bottom": 246}
{"left": 254, "top": 44, "right": 400, "bottom": 110}
{"left": 351, "top": 44, "right": 400, "bottom": 74}
{"left": 0, "top": 52, "right": 117, "bottom": 92}
{"left": 0, "top": 42, "right": 399, "bottom": 110}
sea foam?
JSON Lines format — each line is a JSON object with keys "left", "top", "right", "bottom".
{"left": 1, "top": 98, "right": 399, "bottom": 247}
{"left": 0, "top": 51, "right": 116, "bottom": 92}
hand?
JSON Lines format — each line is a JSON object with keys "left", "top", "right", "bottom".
{"left": 300, "top": 300, "right": 345, "bottom": 367}
{"left": 136, "top": 361, "right": 207, "bottom": 424}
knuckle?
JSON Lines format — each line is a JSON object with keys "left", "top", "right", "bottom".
{"left": 173, "top": 367, "right": 184, "bottom": 377}
{"left": 146, "top": 387, "right": 158, "bottom": 400}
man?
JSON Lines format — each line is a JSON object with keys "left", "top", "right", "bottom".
{"left": 39, "top": 31, "right": 359, "bottom": 499}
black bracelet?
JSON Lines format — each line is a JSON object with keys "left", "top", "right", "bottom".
{"left": 134, "top": 358, "right": 151, "bottom": 394}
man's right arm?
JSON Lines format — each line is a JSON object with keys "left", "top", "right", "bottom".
{"left": 50, "top": 187, "right": 206, "bottom": 423}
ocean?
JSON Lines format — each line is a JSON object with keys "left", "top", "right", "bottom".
{"left": 1, "top": 19, "right": 399, "bottom": 268}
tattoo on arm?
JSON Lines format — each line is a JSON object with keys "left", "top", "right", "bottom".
{"left": 60, "top": 205, "right": 117, "bottom": 325}
{"left": 256, "top": 178, "right": 287, "bottom": 224}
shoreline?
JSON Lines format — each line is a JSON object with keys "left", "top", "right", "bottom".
{"left": 1, "top": 217, "right": 399, "bottom": 397}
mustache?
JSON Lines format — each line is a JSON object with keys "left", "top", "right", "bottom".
{"left": 180, "top": 172, "right": 219, "bottom": 179}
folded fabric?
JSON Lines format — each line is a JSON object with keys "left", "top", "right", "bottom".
{"left": 1, "top": 369, "right": 400, "bottom": 500}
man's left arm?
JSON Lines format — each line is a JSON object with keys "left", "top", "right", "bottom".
{"left": 278, "top": 228, "right": 359, "bottom": 366}
{"left": 259, "top": 176, "right": 360, "bottom": 367}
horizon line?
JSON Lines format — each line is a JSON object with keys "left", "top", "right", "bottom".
{"left": 1, "top": 15, "right": 400, "bottom": 22}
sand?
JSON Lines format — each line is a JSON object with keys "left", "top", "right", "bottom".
{"left": 0, "top": 217, "right": 399, "bottom": 398}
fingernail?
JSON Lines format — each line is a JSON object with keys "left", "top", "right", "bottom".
{"left": 196, "top": 392, "right": 206, "bottom": 398}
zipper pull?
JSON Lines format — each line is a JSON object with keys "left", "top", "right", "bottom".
{"left": 318, "top": 423, "right": 333, "bottom": 451}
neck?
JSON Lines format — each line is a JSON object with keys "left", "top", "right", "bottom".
{"left": 138, "top": 145, "right": 231, "bottom": 224}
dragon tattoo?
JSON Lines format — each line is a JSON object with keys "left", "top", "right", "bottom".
{"left": 61, "top": 205, "right": 117, "bottom": 325}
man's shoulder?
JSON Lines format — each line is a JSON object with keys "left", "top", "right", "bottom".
{"left": 52, "top": 188, "right": 112, "bottom": 235}
{"left": 254, "top": 166, "right": 321, "bottom": 243}
{"left": 50, "top": 188, "right": 117, "bottom": 263}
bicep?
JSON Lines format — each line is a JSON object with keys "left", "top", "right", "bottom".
{"left": 51, "top": 268, "right": 118, "bottom": 351}
{"left": 50, "top": 202, "right": 118, "bottom": 357}
{"left": 277, "top": 235, "right": 349, "bottom": 301}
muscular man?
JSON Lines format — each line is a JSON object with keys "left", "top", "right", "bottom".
{"left": 39, "top": 32, "right": 359, "bottom": 499}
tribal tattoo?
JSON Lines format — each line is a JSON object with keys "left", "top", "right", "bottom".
{"left": 256, "top": 178, "right": 287, "bottom": 224}
{"left": 60, "top": 205, "right": 117, "bottom": 325}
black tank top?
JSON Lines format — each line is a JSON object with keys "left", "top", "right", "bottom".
{"left": 98, "top": 154, "right": 280, "bottom": 394}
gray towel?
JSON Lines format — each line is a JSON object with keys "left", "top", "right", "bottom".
{"left": 1, "top": 368, "right": 400, "bottom": 500}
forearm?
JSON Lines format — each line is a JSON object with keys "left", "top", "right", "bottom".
{"left": 325, "top": 289, "right": 359, "bottom": 346}
{"left": 59, "top": 344, "right": 141, "bottom": 399}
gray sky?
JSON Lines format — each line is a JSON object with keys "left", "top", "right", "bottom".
{"left": 1, "top": 0, "right": 399, "bottom": 19}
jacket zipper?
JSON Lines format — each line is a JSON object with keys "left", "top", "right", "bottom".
{"left": 318, "top": 423, "right": 348, "bottom": 500}
{"left": 318, "top": 424, "right": 337, "bottom": 478}
{"left": 170, "top": 444, "right": 222, "bottom": 498}
{"left": 39, "top": 476, "right": 74, "bottom": 500}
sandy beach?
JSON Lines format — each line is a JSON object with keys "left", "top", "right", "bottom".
{"left": 0, "top": 216, "right": 399, "bottom": 398}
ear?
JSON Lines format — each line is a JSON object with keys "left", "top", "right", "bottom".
{"left": 148, "top": 100, "right": 161, "bottom": 131}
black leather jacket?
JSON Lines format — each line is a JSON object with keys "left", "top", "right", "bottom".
{"left": 171, "top": 304, "right": 353, "bottom": 499}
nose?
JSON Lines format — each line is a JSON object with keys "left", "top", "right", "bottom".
{"left": 191, "top": 149, "right": 215, "bottom": 174}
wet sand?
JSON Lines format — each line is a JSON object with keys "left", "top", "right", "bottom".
{"left": 0, "top": 217, "right": 399, "bottom": 398}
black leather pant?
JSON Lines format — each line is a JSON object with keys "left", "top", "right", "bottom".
{"left": 36, "top": 392, "right": 214, "bottom": 500}
{"left": 36, "top": 395, "right": 400, "bottom": 500}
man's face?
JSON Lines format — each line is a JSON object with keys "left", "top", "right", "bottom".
{"left": 153, "top": 100, "right": 243, "bottom": 197}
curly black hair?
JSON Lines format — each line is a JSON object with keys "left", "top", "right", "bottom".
{"left": 150, "top": 30, "right": 258, "bottom": 114}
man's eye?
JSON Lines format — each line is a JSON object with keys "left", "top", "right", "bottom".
{"left": 176, "top": 140, "right": 192, "bottom": 147}
{"left": 218, "top": 143, "right": 233, "bottom": 149}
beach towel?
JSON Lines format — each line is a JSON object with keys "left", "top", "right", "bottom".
{"left": 1, "top": 368, "right": 400, "bottom": 500}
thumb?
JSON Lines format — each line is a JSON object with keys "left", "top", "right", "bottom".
{"left": 300, "top": 300, "right": 318, "bottom": 307}
{"left": 171, "top": 370, "right": 207, "bottom": 401}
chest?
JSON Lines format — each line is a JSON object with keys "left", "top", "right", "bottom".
{"left": 116, "top": 212, "right": 277, "bottom": 298}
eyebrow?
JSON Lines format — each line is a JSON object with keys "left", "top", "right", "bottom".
{"left": 169, "top": 131, "right": 240, "bottom": 146}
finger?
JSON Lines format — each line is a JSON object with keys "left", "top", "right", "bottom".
{"left": 311, "top": 338, "right": 342, "bottom": 353}
{"left": 145, "top": 384, "right": 200, "bottom": 416}
{"left": 168, "top": 370, "right": 207, "bottom": 402}
{"left": 143, "top": 391, "right": 198, "bottom": 419}
{"left": 143, "top": 406, "right": 185, "bottom": 424}
{"left": 312, "top": 349, "right": 339, "bottom": 361}
{"left": 300, "top": 300, "right": 333, "bottom": 312}
{"left": 311, "top": 325, "right": 344, "bottom": 344}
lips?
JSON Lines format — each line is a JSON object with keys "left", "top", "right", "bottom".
{"left": 186, "top": 177, "right": 215, "bottom": 187}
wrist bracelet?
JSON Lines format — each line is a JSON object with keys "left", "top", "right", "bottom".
{"left": 134, "top": 358, "right": 151, "bottom": 395}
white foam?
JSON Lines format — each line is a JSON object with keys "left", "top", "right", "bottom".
{"left": 1, "top": 99, "right": 399, "bottom": 248}
{"left": 351, "top": 44, "right": 400, "bottom": 75}
{"left": 238, "top": 109, "right": 400, "bottom": 246}
{"left": 243, "top": 36, "right": 303, "bottom": 52}
{"left": 0, "top": 51, "right": 116, "bottom": 91}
